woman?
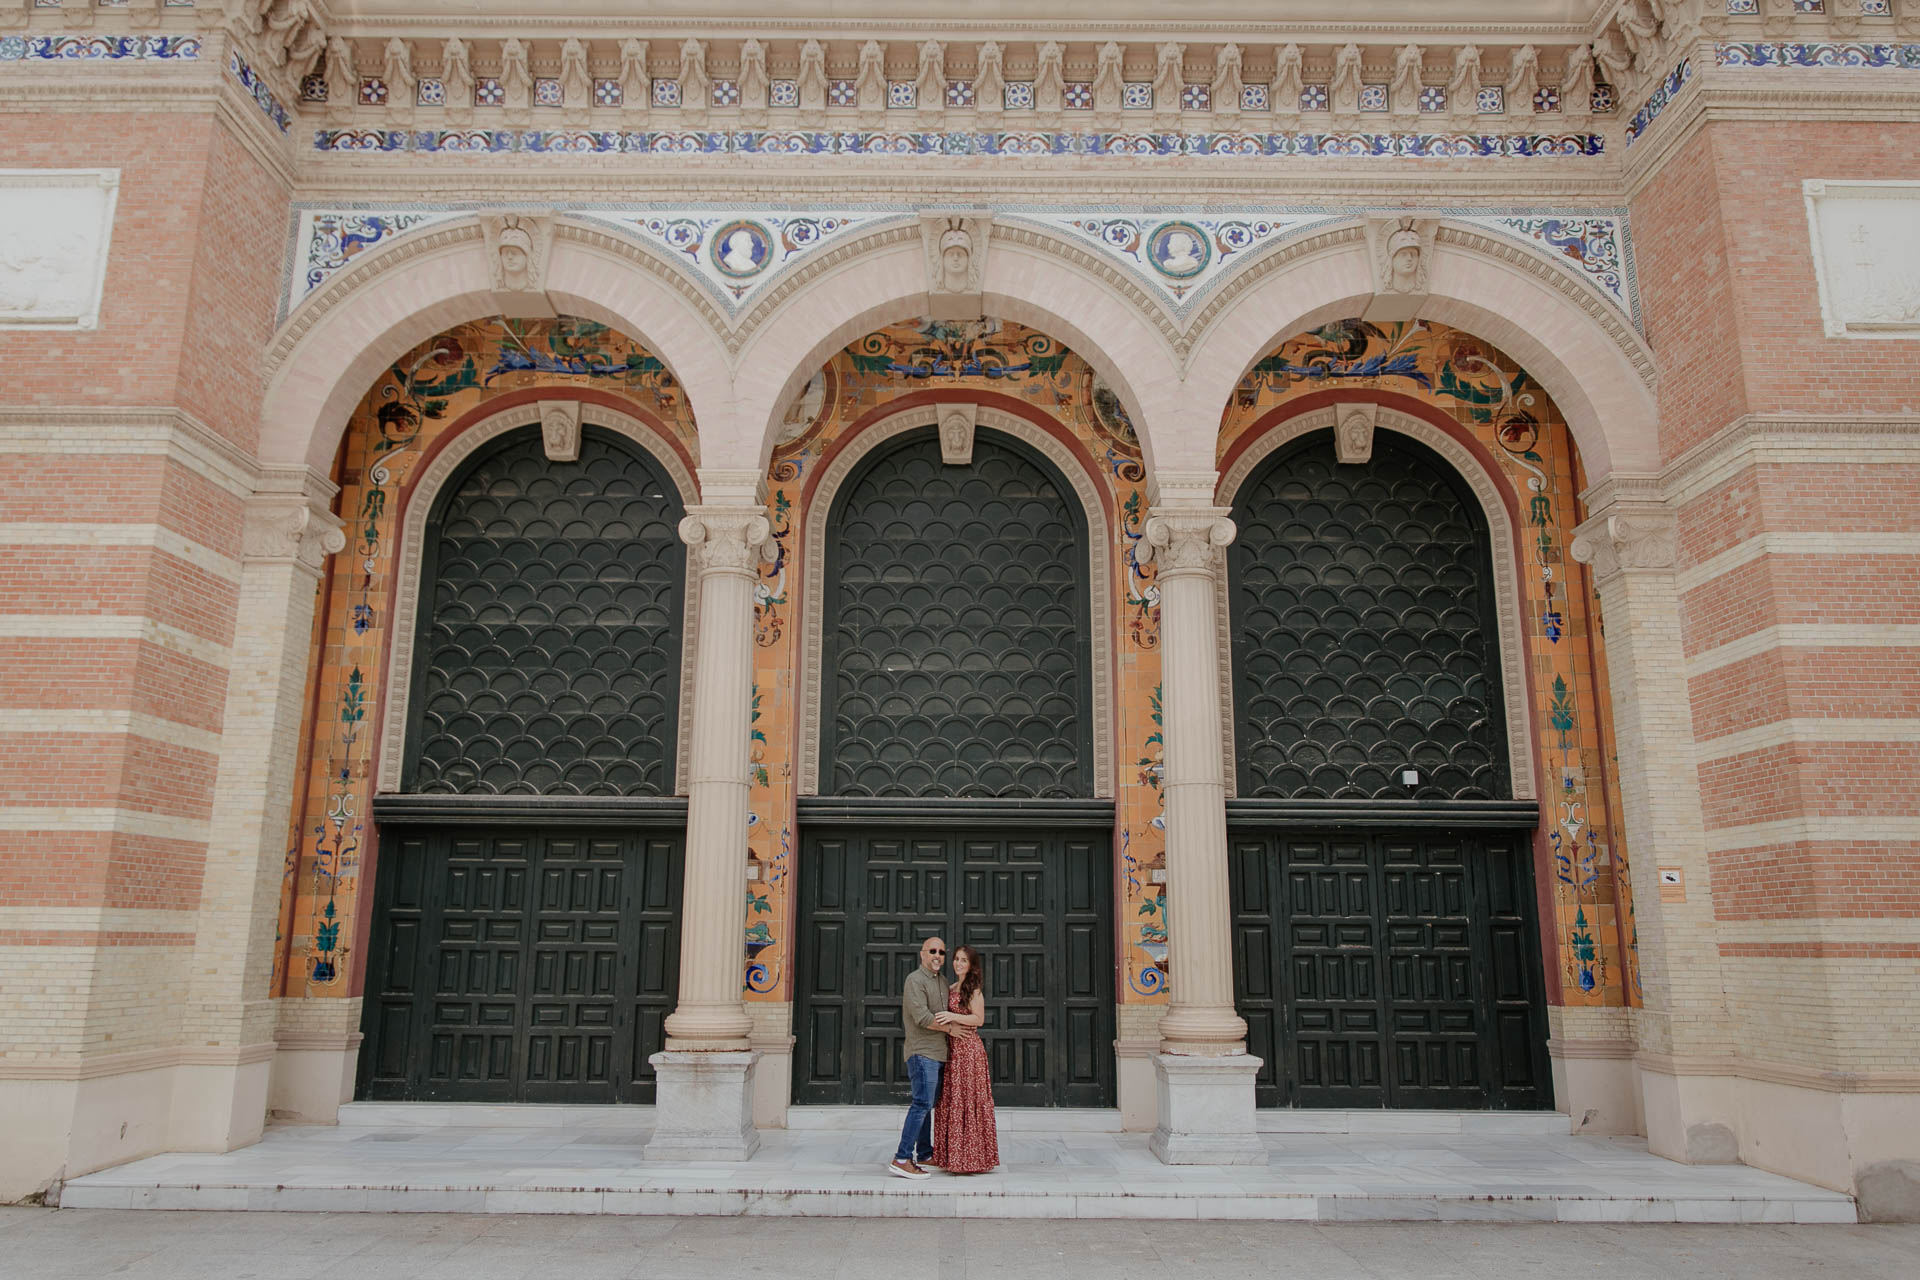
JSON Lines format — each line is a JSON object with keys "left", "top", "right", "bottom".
{"left": 930, "top": 943, "right": 999, "bottom": 1174}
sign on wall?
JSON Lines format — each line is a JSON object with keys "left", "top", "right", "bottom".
{"left": 0, "top": 170, "right": 118, "bottom": 331}
{"left": 1803, "top": 179, "right": 1920, "bottom": 339}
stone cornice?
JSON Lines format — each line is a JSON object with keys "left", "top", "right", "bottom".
{"left": 1653, "top": 412, "right": 1920, "bottom": 505}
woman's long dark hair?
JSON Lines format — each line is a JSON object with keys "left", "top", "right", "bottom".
{"left": 953, "top": 944, "right": 985, "bottom": 1008}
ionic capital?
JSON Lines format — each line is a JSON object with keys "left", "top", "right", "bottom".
{"left": 1570, "top": 508, "right": 1678, "bottom": 582}
{"left": 1141, "top": 508, "right": 1236, "bottom": 575}
{"left": 679, "top": 506, "right": 777, "bottom": 575}
{"left": 242, "top": 491, "right": 346, "bottom": 571}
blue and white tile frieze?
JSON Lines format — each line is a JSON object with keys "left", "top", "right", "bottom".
{"left": 280, "top": 203, "right": 1640, "bottom": 335}
{"left": 0, "top": 34, "right": 201, "bottom": 61}
{"left": 312, "top": 128, "right": 1605, "bottom": 160}
{"left": 1717, "top": 42, "right": 1920, "bottom": 69}
{"left": 1009, "top": 212, "right": 1336, "bottom": 310}
{"left": 1452, "top": 213, "right": 1640, "bottom": 330}
{"left": 286, "top": 210, "right": 467, "bottom": 314}
{"left": 576, "top": 209, "right": 887, "bottom": 311}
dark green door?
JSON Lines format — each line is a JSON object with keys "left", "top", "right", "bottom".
{"left": 792, "top": 824, "right": 1114, "bottom": 1108}
{"left": 358, "top": 824, "right": 682, "bottom": 1102}
{"left": 1226, "top": 427, "right": 1549, "bottom": 1109}
{"left": 794, "top": 424, "right": 1115, "bottom": 1108}
{"left": 1229, "top": 827, "right": 1549, "bottom": 1109}
{"left": 358, "top": 421, "right": 689, "bottom": 1103}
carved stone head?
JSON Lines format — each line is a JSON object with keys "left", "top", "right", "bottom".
{"left": 940, "top": 225, "right": 973, "bottom": 294}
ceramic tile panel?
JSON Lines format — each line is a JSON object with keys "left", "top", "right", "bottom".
{"left": 273, "top": 318, "right": 700, "bottom": 996}
{"left": 1215, "top": 321, "right": 1634, "bottom": 1006}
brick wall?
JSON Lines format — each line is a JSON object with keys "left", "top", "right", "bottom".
{"left": 1639, "top": 118, "right": 1920, "bottom": 1075}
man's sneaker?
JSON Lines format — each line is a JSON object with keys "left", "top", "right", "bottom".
{"left": 887, "top": 1159, "right": 930, "bottom": 1180}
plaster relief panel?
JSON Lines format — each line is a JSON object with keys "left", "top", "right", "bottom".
{"left": 1804, "top": 180, "right": 1920, "bottom": 338}
{"left": 0, "top": 170, "right": 118, "bottom": 330}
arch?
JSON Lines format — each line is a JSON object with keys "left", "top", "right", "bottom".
{"left": 1183, "top": 222, "right": 1660, "bottom": 482}
{"left": 260, "top": 218, "right": 734, "bottom": 474}
{"left": 375, "top": 402, "right": 701, "bottom": 798}
{"left": 718, "top": 224, "right": 1185, "bottom": 480}
{"left": 795, "top": 403, "right": 1116, "bottom": 800}
{"left": 1216, "top": 402, "right": 1536, "bottom": 802}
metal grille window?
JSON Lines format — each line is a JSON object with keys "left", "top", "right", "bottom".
{"left": 406, "top": 425, "right": 686, "bottom": 796}
{"left": 1229, "top": 430, "right": 1509, "bottom": 800}
{"left": 821, "top": 428, "right": 1093, "bottom": 798}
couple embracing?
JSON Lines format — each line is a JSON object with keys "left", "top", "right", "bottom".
{"left": 888, "top": 935, "right": 1000, "bottom": 1179}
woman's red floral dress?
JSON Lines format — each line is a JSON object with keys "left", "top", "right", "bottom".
{"left": 930, "top": 987, "right": 999, "bottom": 1173}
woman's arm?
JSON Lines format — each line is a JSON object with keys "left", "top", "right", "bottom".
{"left": 947, "top": 988, "right": 986, "bottom": 1029}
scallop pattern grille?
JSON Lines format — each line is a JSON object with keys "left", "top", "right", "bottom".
{"left": 410, "top": 426, "right": 685, "bottom": 796}
{"left": 1229, "top": 432, "right": 1508, "bottom": 800}
{"left": 823, "top": 430, "right": 1091, "bottom": 797}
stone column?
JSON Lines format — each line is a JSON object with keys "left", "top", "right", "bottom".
{"left": 1571, "top": 484, "right": 1737, "bottom": 1165}
{"left": 1139, "top": 477, "right": 1265, "bottom": 1165}
{"left": 646, "top": 482, "right": 773, "bottom": 1161}
{"left": 180, "top": 468, "right": 345, "bottom": 1151}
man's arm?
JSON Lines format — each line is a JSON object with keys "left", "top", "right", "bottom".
{"left": 903, "top": 974, "right": 943, "bottom": 1031}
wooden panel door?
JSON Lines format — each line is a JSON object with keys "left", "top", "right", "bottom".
{"left": 1230, "top": 827, "right": 1550, "bottom": 1110}
{"left": 358, "top": 826, "right": 682, "bottom": 1103}
{"left": 793, "top": 826, "right": 1114, "bottom": 1107}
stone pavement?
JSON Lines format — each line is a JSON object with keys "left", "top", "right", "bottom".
{"left": 3, "top": 1208, "right": 1917, "bottom": 1280}
{"left": 57, "top": 1105, "right": 1856, "bottom": 1223}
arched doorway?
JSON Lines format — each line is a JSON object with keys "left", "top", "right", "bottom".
{"left": 791, "top": 422, "right": 1116, "bottom": 1107}
{"left": 1224, "top": 426, "right": 1551, "bottom": 1110}
{"left": 357, "top": 421, "right": 690, "bottom": 1103}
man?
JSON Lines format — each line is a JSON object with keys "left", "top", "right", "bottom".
{"left": 888, "top": 935, "right": 954, "bottom": 1179}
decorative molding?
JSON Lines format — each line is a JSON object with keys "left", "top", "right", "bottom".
{"left": 1656, "top": 412, "right": 1920, "bottom": 505}
{"left": 537, "top": 397, "right": 580, "bottom": 460}
{"left": 921, "top": 211, "right": 989, "bottom": 321}
{"left": 1001, "top": 211, "right": 1338, "bottom": 319}
{"left": 284, "top": 209, "right": 465, "bottom": 314}
{"left": 576, "top": 207, "right": 895, "bottom": 319}
{"left": 1570, "top": 509, "right": 1680, "bottom": 579}
{"left": 311, "top": 127, "right": 1607, "bottom": 161}
{"left": 1717, "top": 40, "right": 1920, "bottom": 70}
{"left": 1362, "top": 213, "right": 1437, "bottom": 322}
{"left": 478, "top": 208, "right": 557, "bottom": 301}
{"left": 0, "top": 1041, "right": 277, "bottom": 1082}
{"left": 679, "top": 506, "right": 776, "bottom": 574}
{"left": 1635, "top": 1049, "right": 1920, "bottom": 1095}
{"left": 1216, "top": 403, "right": 1537, "bottom": 803}
{"left": 936, "top": 401, "right": 977, "bottom": 465}
{"left": 797, "top": 405, "right": 1115, "bottom": 800}
{"left": 241, "top": 486, "right": 346, "bottom": 571}
{"left": 0, "top": 168, "right": 118, "bottom": 331}
{"left": 1433, "top": 222, "right": 1657, "bottom": 389}
{"left": 1139, "top": 509, "right": 1235, "bottom": 575}
{"left": 376, "top": 403, "right": 700, "bottom": 797}
{"left": 1335, "top": 400, "right": 1378, "bottom": 462}
{"left": 0, "top": 32, "right": 199, "bottom": 59}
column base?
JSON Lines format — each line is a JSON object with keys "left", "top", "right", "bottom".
{"left": 643, "top": 1051, "right": 760, "bottom": 1162}
{"left": 1148, "top": 1053, "right": 1267, "bottom": 1165}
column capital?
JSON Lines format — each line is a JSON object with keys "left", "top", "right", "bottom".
{"left": 679, "top": 505, "right": 777, "bottom": 575}
{"left": 241, "top": 476, "right": 346, "bottom": 572}
{"left": 1142, "top": 507, "right": 1236, "bottom": 576}
{"left": 1570, "top": 506, "right": 1677, "bottom": 583}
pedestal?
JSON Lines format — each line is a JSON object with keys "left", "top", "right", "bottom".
{"left": 642, "top": 1051, "right": 761, "bottom": 1162}
{"left": 1148, "top": 1052, "right": 1267, "bottom": 1165}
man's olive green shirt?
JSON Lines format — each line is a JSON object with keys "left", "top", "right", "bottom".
{"left": 902, "top": 966, "right": 950, "bottom": 1063}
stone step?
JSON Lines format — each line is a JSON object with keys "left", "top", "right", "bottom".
{"left": 59, "top": 1123, "right": 1856, "bottom": 1224}
{"left": 335, "top": 1102, "right": 1570, "bottom": 1138}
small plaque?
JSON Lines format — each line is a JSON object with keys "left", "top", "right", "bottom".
{"left": 1658, "top": 867, "right": 1685, "bottom": 903}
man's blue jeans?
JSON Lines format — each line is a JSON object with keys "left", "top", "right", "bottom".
{"left": 895, "top": 1053, "right": 943, "bottom": 1162}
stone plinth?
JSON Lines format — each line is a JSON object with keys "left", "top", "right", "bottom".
{"left": 642, "top": 1051, "right": 760, "bottom": 1162}
{"left": 1148, "top": 1053, "right": 1267, "bottom": 1166}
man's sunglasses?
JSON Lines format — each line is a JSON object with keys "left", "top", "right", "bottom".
{"left": 924, "top": 947, "right": 946, "bottom": 955}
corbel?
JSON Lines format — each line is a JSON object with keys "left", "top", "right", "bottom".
{"left": 938, "top": 403, "right": 979, "bottom": 466}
